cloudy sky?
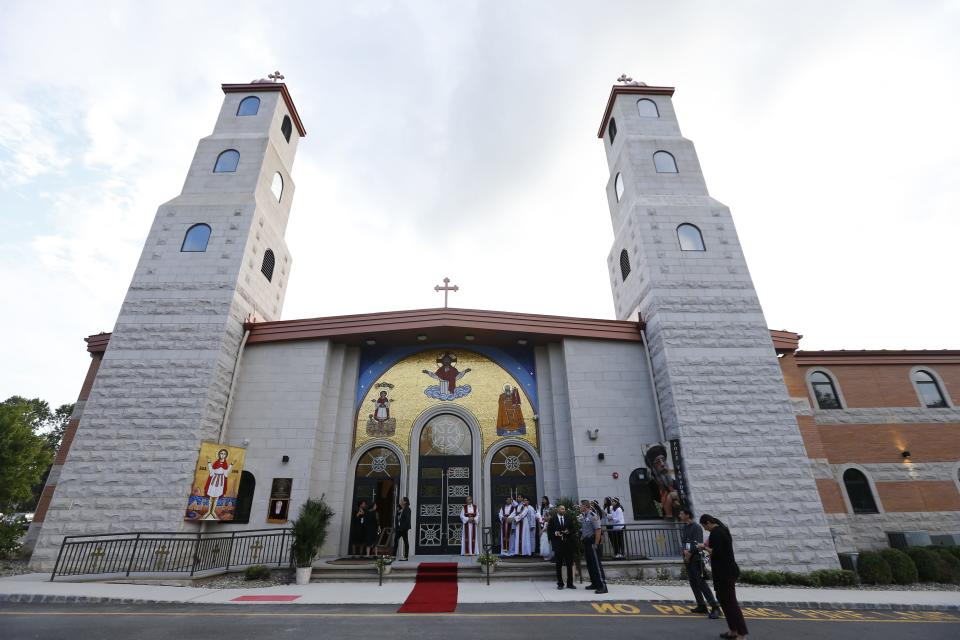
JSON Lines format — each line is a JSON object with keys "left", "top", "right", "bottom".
{"left": 1, "top": 1, "right": 958, "bottom": 407}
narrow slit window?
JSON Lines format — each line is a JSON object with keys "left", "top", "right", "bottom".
{"left": 843, "top": 469, "right": 879, "bottom": 514}
{"left": 615, "top": 172, "right": 624, "bottom": 202}
{"left": 619, "top": 249, "right": 631, "bottom": 281}
{"left": 608, "top": 117, "right": 617, "bottom": 143}
{"left": 281, "top": 115, "right": 293, "bottom": 143}
{"left": 271, "top": 172, "right": 283, "bottom": 202}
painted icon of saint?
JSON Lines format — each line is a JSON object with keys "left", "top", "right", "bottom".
{"left": 203, "top": 448, "right": 234, "bottom": 520}
{"left": 422, "top": 351, "right": 472, "bottom": 400}
{"left": 496, "top": 383, "right": 526, "bottom": 435}
{"left": 372, "top": 390, "right": 391, "bottom": 424}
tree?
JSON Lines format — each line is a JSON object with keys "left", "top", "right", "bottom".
{"left": 0, "top": 396, "right": 74, "bottom": 454}
{"left": 0, "top": 402, "right": 53, "bottom": 510}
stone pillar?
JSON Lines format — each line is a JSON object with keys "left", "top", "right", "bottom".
{"left": 597, "top": 83, "right": 838, "bottom": 571}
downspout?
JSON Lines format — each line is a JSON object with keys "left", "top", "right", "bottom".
{"left": 640, "top": 327, "right": 667, "bottom": 443}
{"left": 217, "top": 325, "right": 252, "bottom": 443}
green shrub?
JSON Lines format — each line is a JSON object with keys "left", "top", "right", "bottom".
{"left": 856, "top": 550, "right": 892, "bottom": 585}
{"left": 738, "top": 570, "right": 786, "bottom": 585}
{"left": 783, "top": 571, "right": 820, "bottom": 587}
{"left": 244, "top": 564, "right": 271, "bottom": 581}
{"left": 906, "top": 548, "right": 944, "bottom": 582}
{"left": 810, "top": 569, "right": 858, "bottom": 587}
{"left": 291, "top": 498, "right": 335, "bottom": 568}
{"left": 0, "top": 517, "right": 28, "bottom": 560}
{"left": 879, "top": 548, "right": 917, "bottom": 585}
{"left": 930, "top": 548, "right": 960, "bottom": 584}
{"left": 945, "top": 546, "right": 960, "bottom": 563}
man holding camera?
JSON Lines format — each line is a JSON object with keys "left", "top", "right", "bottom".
{"left": 679, "top": 508, "right": 720, "bottom": 618}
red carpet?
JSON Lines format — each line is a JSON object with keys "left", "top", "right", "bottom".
{"left": 397, "top": 562, "right": 458, "bottom": 613}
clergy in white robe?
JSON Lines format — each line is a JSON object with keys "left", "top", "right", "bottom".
{"left": 511, "top": 498, "right": 536, "bottom": 556}
{"left": 460, "top": 497, "right": 480, "bottom": 556}
{"left": 498, "top": 497, "right": 516, "bottom": 556}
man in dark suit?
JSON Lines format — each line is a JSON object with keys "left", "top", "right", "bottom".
{"left": 548, "top": 505, "right": 576, "bottom": 589}
{"left": 393, "top": 497, "right": 411, "bottom": 560}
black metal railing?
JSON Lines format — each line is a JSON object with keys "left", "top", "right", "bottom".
{"left": 599, "top": 524, "right": 682, "bottom": 560}
{"left": 51, "top": 528, "right": 292, "bottom": 580}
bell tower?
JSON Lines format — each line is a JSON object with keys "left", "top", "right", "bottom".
{"left": 30, "top": 77, "right": 307, "bottom": 568}
{"left": 598, "top": 79, "right": 838, "bottom": 571}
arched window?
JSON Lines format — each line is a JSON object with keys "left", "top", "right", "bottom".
{"left": 637, "top": 98, "right": 659, "bottom": 118}
{"left": 913, "top": 370, "right": 948, "bottom": 408}
{"left": 653, "top": 151, "right": 678, "bottom": 173}
{"left": 619, "top": 249, "right": 631, "bottom": 281}
{"left": 233, "top": 471, "right": 255, "bottom": 524}
{"left": 843, "top": 468, "right": 879, "bottom": 514}
{"left": 281, "top": 115, "right": 293, "bottom": 143}
{"left": 677, "top": 224, "right": 705, "bottom": 251}
{"left": 181, "top": 223, "right": 211, "bottom": 252}
{"left": 810, "top": 371, "right": 842, "bottom": 409}
{"left": 271, "top": 172, "right": 283, "bottom": 202}
{"left": 615, "top": 172, "right": 625, "bottom": 202}
{"left": 213, "top": 149, "right": 240, "bottom": 173}
{"left": 236, "top": 96, "right": 260, "bottom": 116}
{"left": 352, "top": 447, "right": 401, "bottom": 551}
{"left": 419, "top": 414, "right": 472, "bottom": 456}
{"left": 261, "top": 249, "right": 276, "bottom": 282}
{"left": 608, "top": 117, "right": 618, "bottom": 143}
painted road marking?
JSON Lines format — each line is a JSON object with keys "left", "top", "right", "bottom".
{"left": 0, "top": 608, "right": 958, "bottom": 623}
{"left": 589, "top": 602, "right": 959, "bottom": 623}
{"left": 231, "top": 595, "right": 301, "bottom": 602}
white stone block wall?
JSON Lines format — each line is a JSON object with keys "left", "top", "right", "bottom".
{"left": 600, "top": 88, "right": 839, "bottom": 571}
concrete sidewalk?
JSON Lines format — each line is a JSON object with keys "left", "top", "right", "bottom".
{"left": 1, "top": 572, "right": 958, "bottom": 610}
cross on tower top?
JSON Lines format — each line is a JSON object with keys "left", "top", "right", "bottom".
{"left": 268, "top": 70, "right": 285, "bottom": 83}
{"left": 434, "top": 277, "right": 459, "bottom": 308}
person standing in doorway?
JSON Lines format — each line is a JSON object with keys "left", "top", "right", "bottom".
{"left": 699, "top": 514, "right": 748, "bottom": 639}
{"left": 351, "top": 499, "right": 368, "bottom": 557}
{"left": 679, "top": 508, "right": 720, "bottom": 618}
{"left": 579, "top": 500, "right": 607, "bottom": 594}
{"left": 393, "top": 497, "right": 411, "bottom": 560}
{"left": 548, "top": 504, "right": 575, "bottom": 589}
{"left": 364, "top": 502, "right": 380, "bottom": 557}
{"left": 498, "top": 496, "right": 516, "bottom": 556}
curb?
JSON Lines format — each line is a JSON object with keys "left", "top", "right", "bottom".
{"left": 1, "top": 593, "right": 957, "bottom": 611}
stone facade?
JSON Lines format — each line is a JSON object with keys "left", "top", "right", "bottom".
{"left": 30, "top": 84, "right": 303, "bottom": 570}
{"left": 599, "top": 85, "right": 839, "bottom": 571}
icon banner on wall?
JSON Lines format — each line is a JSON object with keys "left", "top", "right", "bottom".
{"left": 267, "top": 478, "right": 292, "bottom": 524}
{"left": 642, "top": 440, "right": 686, "bottom": 520}
{"left": 184, "top": 442, "right": 246, "bottom": 522}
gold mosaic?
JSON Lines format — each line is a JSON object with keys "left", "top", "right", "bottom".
{"left": 354, "top": 349, "right": 538, "bottom": 456}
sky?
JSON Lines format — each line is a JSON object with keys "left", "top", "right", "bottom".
{"left": 1, "top": 1, "right": 959, "bottom": 407}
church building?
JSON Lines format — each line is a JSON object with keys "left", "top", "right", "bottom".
{"left": 27, "top": 78, "right": 960, "bottom": 573}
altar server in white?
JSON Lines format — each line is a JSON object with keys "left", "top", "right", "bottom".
{"left": 512, "top": 497, "right": 536, "bottom": 556}
{"left": 460, "top": 496, "right": 480, "bottom": 556}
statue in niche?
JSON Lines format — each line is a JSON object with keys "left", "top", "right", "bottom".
{"left": 496, "top": 383, "right": 526, "bottom": 436}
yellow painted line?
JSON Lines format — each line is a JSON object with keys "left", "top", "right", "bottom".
{"left": 0, "top": 611, "right": 957, "bottom": 623}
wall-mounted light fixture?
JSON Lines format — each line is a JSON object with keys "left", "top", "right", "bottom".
{"left": 282, "top": 455, "right": 290, "bottom": 463}
{"left": 597, "top": 452, "right": 605, "bottom": 461}
{"left": 417, "top": 335, "right": 428, "bottom": 342}
{"left": 587, "top": 428, "right": 599, "bottom": 440}
{"left": 901, "top": 450, "right": 911, "bottom": 460}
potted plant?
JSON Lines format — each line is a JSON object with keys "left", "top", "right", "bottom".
{"left": 374, "top": 554, "right": 394, "bottom": 576}
{"left": 477, "top": 552, "right": 500, "bottom": 574}
{"left": 291, "top": 498, "right": 334, "bottom": 585}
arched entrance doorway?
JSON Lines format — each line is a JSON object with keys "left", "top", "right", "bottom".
{"left": 415, "top": 414, "right": 473, "bottom": 555}
{"left": 351, "top": 446, "right": 401, "bottom": 553}
{"left": 488, "top": 445, "right": 538, "bottom": 551}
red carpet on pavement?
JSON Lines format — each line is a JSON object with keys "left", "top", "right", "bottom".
{"left": 397, "top": 562, "right": 458, "bottom": 613}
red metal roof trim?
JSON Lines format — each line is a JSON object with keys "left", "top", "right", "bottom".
{"left": 597, "top": 85, "right": 676, "bottom": 138}
{"left": 221, "top": 83, "right": 307, "bottom": 137}
{"left": 770, "top": 330, "right": 802, "bottom": 352}
{"left": 245, "top": 307, "right": 643, "bottom": 345}
{"left": 85, "top": 333, "right": 110, "bottom": 354}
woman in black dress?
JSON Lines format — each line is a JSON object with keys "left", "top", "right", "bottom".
{"left": 350, "top": 499, "right": 368, "bottom": 557}
{"left": 698, "top": 514, "right": 748, "bottom": 639}
{"left": 364, "top": 502, "right": 380, "bottom": 557}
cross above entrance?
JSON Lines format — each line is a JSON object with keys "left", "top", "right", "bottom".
{"left": 434, "top": 277, "right": 459, "bottom": 308}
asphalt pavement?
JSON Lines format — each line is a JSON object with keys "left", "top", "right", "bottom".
{"left": 1, "top": 601, "right": 958, "bottom": 640}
